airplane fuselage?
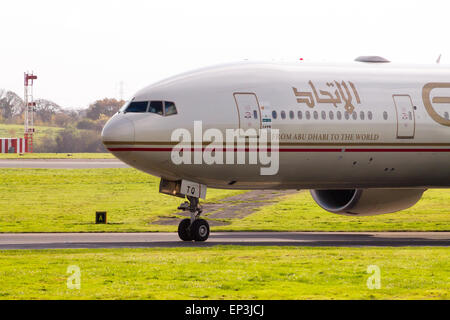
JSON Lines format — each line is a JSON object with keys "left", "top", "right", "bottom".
{"left": 102, "top": 61, "right": 450, "bottom": 190}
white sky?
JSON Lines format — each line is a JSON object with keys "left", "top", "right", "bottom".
{"left": 0, "top": 0, "right": 449, "bottom": 109}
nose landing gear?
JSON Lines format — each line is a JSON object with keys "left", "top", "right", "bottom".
{"left": 177, "top": 195, "right": 210, "bottom": 241}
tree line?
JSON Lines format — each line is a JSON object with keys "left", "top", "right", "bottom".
{"left": 0, "top": 89, "right": 124, "bottom": 152}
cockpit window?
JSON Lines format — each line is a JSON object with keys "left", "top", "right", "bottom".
{"left": 149, "top": 101, "right": 163, "bottom": 115}
{"left": 121, "top": 99, "right": 177, "bottom": 116}
{"left": 125, "top": 101, "right": 148, "bottom": 113}
{"left": 164, "top": 101, "right": 177, "bottom": 116}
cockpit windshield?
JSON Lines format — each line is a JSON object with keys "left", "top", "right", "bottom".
{"left": 125, "top": 101, "right": 148, "bottom": 113}
{"left": 121, "top": 100, "right": 178, "bottom": 116}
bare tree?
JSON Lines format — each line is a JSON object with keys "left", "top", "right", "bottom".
{"left": 34, "top": 99, "right": 63, "bottom": 124}
{"left": 0, "top": 89, "right": 24, "bottom": 122}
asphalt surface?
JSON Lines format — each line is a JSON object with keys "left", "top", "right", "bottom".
{"left": 0, "top": 232, "right": 448, "bottom": 249}
{"left": 0, "top": 159, "right": 128, "bottom": 169}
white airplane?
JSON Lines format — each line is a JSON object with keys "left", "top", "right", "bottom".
{"left": 102, "top": 56, "right": 450, "bottom": 242}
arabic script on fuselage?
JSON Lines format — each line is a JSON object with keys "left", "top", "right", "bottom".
{"left": 293, "top": 81, "right": 361, "bottom": 113}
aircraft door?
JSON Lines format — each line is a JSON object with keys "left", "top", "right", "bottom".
{"left": 393, "top": 95, "right": 415, "bottom": 138}
{"left": 233, "top": 93, "right": 262, "bottom": 131}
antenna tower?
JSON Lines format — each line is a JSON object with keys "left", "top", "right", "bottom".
{"left": 24, "top": 72, "right": 37, "bottom": 153}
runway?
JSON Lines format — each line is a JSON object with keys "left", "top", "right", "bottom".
{"left": 0, "top": 232, "right": 448, "bottom": 249}
{"left": 0, "top": 159, "right": 128, "bottom": 169}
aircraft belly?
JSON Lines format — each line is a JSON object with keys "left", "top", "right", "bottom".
{"left": 122, "top": 150, "right": 450, "bottom": 189}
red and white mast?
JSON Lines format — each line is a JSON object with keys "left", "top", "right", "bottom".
{"left": 24, "top": 72, "right": 37, "bottom": 153}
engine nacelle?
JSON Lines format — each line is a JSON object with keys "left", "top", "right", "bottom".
{"left": 310, "top": 188, "right": 426, "bottom": 216}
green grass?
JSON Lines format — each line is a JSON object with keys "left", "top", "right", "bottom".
{"left": 0, "top": 153, "right": 114, "bottom": 159}
{"left": 0, "top": 246, "right": 448, "bottom": 299}
{"left": 220, "top": 190, "right": 450, "bottom": 232}
{"left": 0, "top": 123, "right": 62, "bottom": 141}
{"left": 0, "top": 168, "right": 245, "bottom": 232}
{"left": 0, "top": 168, "right": 448, "bottom": 232}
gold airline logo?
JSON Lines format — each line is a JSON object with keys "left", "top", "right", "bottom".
{"left": 293, "top": 81, "right": 361, "bottom": 113}
{"left": 422, "top": 83, "right": 450, "bottom": 127}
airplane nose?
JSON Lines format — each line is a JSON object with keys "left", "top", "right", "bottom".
{"left": 101, "top": 115, "right": 135, "bottom": 144}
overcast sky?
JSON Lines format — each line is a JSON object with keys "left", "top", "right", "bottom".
{"left": 0, "top": 0, "right": 449, "bottom": 109}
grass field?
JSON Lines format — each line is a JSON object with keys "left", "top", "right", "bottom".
{"left": 0, "top": 168, "right": 448, "bottom": 301}
{"left": 0, "top": 168, "right": 448, "bottom": 232}
{"left": 0, "top": 246, "right": 447, "bottom": 299}
{"left": 0, "top": 153, "right": 114, "bottom": 159}
{"left": 0, "top": 123, "right": 62, "bottom": 141}
{"left": 0, "top": 168, "right": 244, "bottom": 232}
{"left": 222, "top": 189, "right": 450, "bottom": 232}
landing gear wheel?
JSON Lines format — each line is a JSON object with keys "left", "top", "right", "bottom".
{"left": 178, "top": 218, "right": 192, "bottom": 241}
{"left": 177, "top": 196, "right": 209, "bottom": 242}
{"left": 191, "top": 219, "right": 210, "bottom": 242}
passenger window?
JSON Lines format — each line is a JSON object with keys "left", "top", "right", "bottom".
{"left": 313, "top": 111, "right": 318, "bottom": 120}
{"left": 289, "top": 111, "right": 294, "bottom": 119}
{"left": 337, "top": 111, "right": 342, "bottom": 120}
{"left": 253, "top": 110, "right": 258, "bottom": 119}
{"left": 352, "top": 112, "right": 357, "bottom": 120}
{"left": 305, "top": 111, "right": 311, "bottom": 120}
{"left": 360, "top": 111, "right": 365, "bottom": 120}
{"left": 125, "top": 101, "right": 148, "bottom": 113}
{"left": 321, "top": 111, "right": 326, "bottom": 120}
{"left": 345, "top": 112, "right": 350, "bottom": 120}
{"left": 298, "top": 110, "right": 303, "bottom": 120}
{"left": 164, "top": 101, "right": 177, "bottom": 116}
{"left": 383, "top": 111, "right": 388, "bottom": 120}
{"left": 368, "top": 111, "right": 373, "bottom": 120}
{"left": 281, "top": 111, "right": 286, "bottom": 119}
{"left": 149, "top": 101, "right": 163, "bottom": 115}
{"left": 329, "top": 111, "right": 334, "bottom": 120}
{"left": 272, "top": 111, "right": 277, "bottom": 119}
